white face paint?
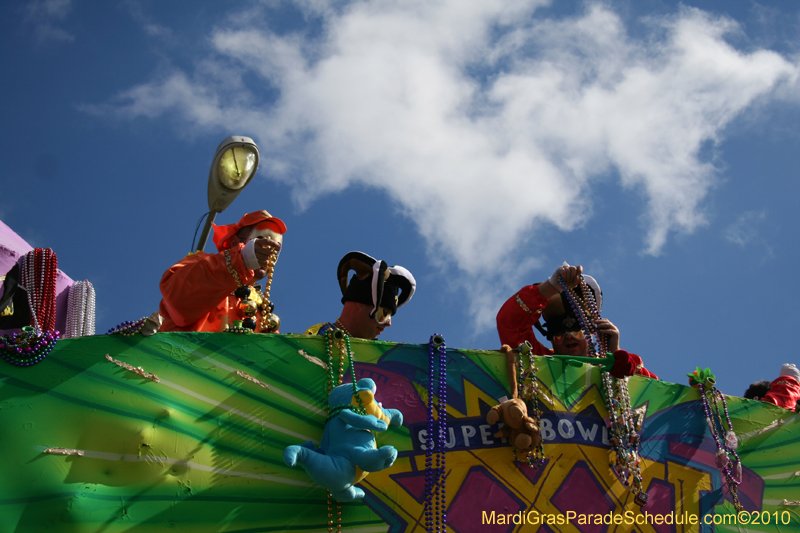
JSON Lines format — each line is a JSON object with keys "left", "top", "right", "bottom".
{"left": 248, "top": 225, "right": 283, "bottom": 247}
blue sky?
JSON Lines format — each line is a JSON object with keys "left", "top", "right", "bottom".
{"left": 2, "top": 0, "right": 800, "bottom": 398}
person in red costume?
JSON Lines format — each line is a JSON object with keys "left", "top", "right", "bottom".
{"left": 744, "top": 364, "right": 800, "bottom": 411}
{"left": 159, "top": 210, "right": 286, "bottom": 333}
{"left": 496, "top": 263, "right": 657, "bottom": 379}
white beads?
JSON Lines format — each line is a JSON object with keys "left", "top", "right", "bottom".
{"left": 64, "top": 280, "right": 96, "bottom": 338}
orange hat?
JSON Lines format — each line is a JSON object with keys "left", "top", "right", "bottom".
{"left": 212, "top": 210, "right": 287, "bottom": 252}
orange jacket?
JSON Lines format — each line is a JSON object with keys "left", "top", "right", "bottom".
{"left": 159, "top": 245, "right": 272, "bottom": 332}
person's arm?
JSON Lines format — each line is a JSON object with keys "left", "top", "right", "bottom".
{"left": 762, "top": 364, "right": 800, "bottom": 410}
{"left": 496, "top": 284, "right": 548, "bottom": 349}
{"left": 496, "top": 264, "right": 583, "bottom": 349}
{"left": 159, "top": 246, "right": 258, "bottom": 327}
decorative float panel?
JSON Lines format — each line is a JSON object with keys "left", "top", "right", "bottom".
{"left": 1, "top": 333, "right": 799, "bottom": 532}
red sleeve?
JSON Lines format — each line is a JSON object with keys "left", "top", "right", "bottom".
{"left": 496, "top": 285, "right": 552, "bottom": 355}
{"left": 159, "top": 246, "right": 256, "bottom": 328}
{"left": 610, "top": 350, "right": 658, "bottom": 380}
{"left": 762, "top": 376, "right": 800, "bottom": 410}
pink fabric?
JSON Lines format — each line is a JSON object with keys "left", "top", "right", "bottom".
{"left": 1, "top": 219, "right": 73, "bottom": 335}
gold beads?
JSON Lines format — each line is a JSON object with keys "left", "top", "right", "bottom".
{"left": 238, "top": 299, "right": 258, "bottom": 317}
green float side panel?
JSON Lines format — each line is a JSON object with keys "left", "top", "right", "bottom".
{"left": 1, "top": 333, "right": 798, "bottom": 532}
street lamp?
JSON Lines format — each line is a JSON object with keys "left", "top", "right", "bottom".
{"left": 196, "top": 136, "right": 260, "bottom": 252}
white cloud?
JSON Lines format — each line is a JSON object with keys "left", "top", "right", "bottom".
{"left": 725, "top": 210, "right": 767, "bottom": 247}
{"left": 24, "top": 0, "right": 74, "bottom": 43}
{"left": 122, "top": 0, "right": 173, "bottom": 39}
{"left": 88, "top": 0, "right": 800, "bottom": 327}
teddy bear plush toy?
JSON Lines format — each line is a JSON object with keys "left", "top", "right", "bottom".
{"left": 283, "top": 377, "right": 403, "bottom": 501}
{"left": 486, "top": 398, "right": 541, "bottom": 460}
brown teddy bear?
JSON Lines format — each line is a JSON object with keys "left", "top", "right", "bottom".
{"left": 486, "top": 398, "right": 541, "bottom": 459}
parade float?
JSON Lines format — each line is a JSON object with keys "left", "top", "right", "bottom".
{"left": 2, "top": 138, "right": 799, "bottom": 532}
{"left": 2, "top": 331, "right": 800, "bottom": 532}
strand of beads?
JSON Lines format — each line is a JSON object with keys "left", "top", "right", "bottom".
{"left": 226, "top": 247, "right": 280, "bottom": 333}
{"left": 20, "top": 250, "right": 40, "bottom": 329}
{"left": 424, "top": 338, "right": 435, "bottom": 533}
{"left": 698, "top": 378, "right": 743, "bottom": 511}
{"left": 561, "top": 277, "right": 604, "bottom": 357}
{"left": 7, "top": 248, "right": 60, "bottom": 367}
{"left": 601, "top": 372, "right": 647, "bottom": 505}
{"left": 224, "top": 320, "right": 253, "bottom": 334}
{"left": 323, "top": 329, "right": 366, "bottom": 416}
{"left": 82, "top": 281, "right": 96, "bottom": 336}
{"left": 65, "top": 280, "right": 96, "bottom": 338}
{"left": 515, "top": 343, "right": 545, "bottom": 468}
{"left": 108, "top": 317, "right": 148, "bottom": 336}
{"left": 0, "top": 327, "right": 59, "bottom": 366}
{"left": 65, "top": 283, "right": 79, "bottom": 337}
{"left": 323, "top": 327, "right": 365, "bottom": 532}
{"left": 334, "top": 319, "right": 351, "bottom": 336}
{"left": 325, "top": 327, "right": 345, "bottom": 533}
{"left": 561, "top": 276, "right": 647, "bottom": 507}
{"left": 424, "top": 334, "right": 448, "bottom": 533}
{"left": 257, "top": 249, "right": 280, "bottom": 333}
{"left": 19, "top": 248, "right": 58, "bottom": 332}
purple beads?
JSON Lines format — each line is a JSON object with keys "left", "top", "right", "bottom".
{"left": 425, "top": 334, "right": 448, "bottom": 533}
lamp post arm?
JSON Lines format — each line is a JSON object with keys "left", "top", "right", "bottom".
{"left": 196, "top": 211, "right": 218, "bottom": 253}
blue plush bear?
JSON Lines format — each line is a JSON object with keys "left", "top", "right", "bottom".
{"left": 283, "top": 377, "right": 404, "bottom": 501}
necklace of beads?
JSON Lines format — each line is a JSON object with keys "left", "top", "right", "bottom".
{"left": 424, "top": 334, "right": 448, "bottom": 533}
{"left": 561, "top": 278, "right": 603, "bottom": 357}
{"left": 514, "top": 342, "right": 545, "bottom": 468}
{"left": 4, "top": 248, "right": 60, "bottom": 366}
{"left": 0, "top": 326, "right": 59, "bottom": 366}
{"left": 226, "top": 248, "right": 280, "bottom": 333}
{"left": 222, "top": 320, "right": 253, "bottom": 334}
{"left": 560, "top": 276, "right": 648, "bottom": 507}
{"left": 257, "top": 250, "right": 279, "bottom": 332}
{"left": 19, "top": 248, "right": 58, "bottom": 332}
{"left": 323, "top": 327, "right": 366, "bottom": 532}
{"left": 108, "top": 317, "right": 148, "bottom": 336}
{"left": 65, "top": 280, "right": 96, "bottom": 338}
{"left": 334, "top": 319, "right": 351, "bottom": 337}
{"left": 698, "top": 378, "right": 743, "bottom": 511}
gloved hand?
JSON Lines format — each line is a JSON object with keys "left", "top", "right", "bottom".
{"left": 779, "top": 363, "right": 800, "bottom": 382}
{"left": 548, "top": 262, "right": 582, "bottom": 292}
{"left": 610, "top": 350, "right": 637, "bottom": 378}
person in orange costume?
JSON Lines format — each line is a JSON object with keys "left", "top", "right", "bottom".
{"left": 496, "top": 263, "right": 657, "bottom": 379}
{"left": 159, "top": 210, "right": 286, "bottom": 332}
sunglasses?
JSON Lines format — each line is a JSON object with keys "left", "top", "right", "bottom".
{"left": 551, "top": 329, "right": 585, "bottom": 343}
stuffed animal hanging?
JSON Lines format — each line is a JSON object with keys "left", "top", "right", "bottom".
{"left": 486, "top": 398, "right": 541, "bottom": 459}
{"left": 486, "top": 345, "right": 542, "bottom": 461}
{"left": 283, "top": 378, "right": 403, "bottom": 501}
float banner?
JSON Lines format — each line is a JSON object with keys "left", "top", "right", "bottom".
{"left": 1, "top": 333, "right": 798, "bottom": 532}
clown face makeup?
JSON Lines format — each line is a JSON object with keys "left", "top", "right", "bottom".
{"left": 212, "top": 210, "right": 286, "bottom": 252}
{"left": 248, "top": 221, "right": 284, "bottom": 248}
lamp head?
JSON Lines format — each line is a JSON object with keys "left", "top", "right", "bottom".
{"left": 207, "top": 136, "right": 260, "bottom": 213}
